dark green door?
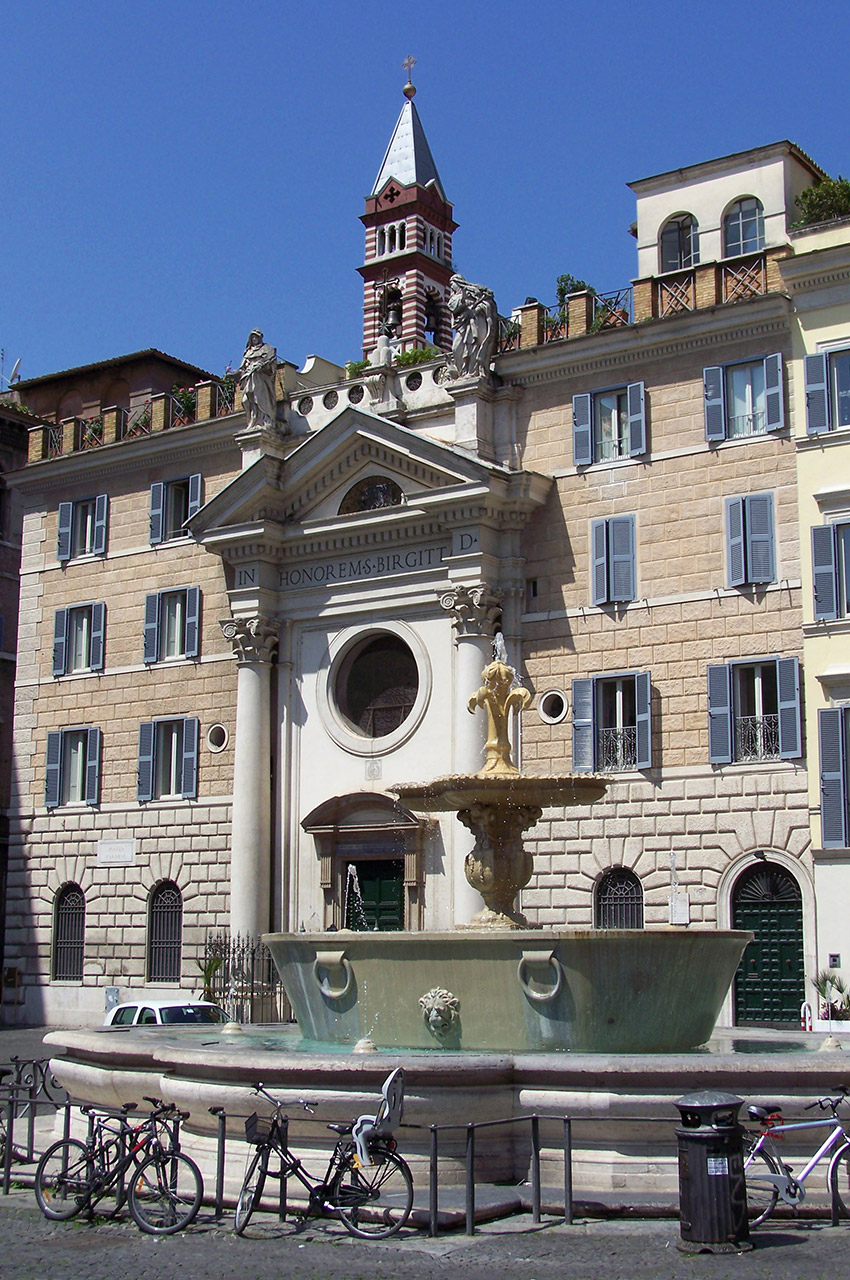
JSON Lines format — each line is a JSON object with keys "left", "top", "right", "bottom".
{"left": 732, "top": 862, "right": 804, "bottom": 1025}
{"left": 345, "top": 859, "right": 404, "bottom": 931}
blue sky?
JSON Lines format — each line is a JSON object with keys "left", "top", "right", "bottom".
{"left": 2, "top": 0, "right": 849, "bottom": 384}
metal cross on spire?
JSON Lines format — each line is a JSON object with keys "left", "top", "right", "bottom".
{"left": 402, "top": 54, "right": 417, "bottom": 98}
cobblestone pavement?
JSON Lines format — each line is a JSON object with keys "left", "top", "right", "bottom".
{"left": 1, "top": 1194, "right": 850, "bottom": 1280}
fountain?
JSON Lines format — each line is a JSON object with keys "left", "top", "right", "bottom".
{"left": 264, "top": 651, "right": 750, "bottom": 1054}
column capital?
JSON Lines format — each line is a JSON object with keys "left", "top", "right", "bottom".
{"left": 439, "top": 584, "right": 503, "bottom": 638}
{"left": 220, "top": 615, "right": 279, "bottom": 664}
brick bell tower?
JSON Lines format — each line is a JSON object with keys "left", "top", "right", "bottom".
{"left": 358, "top": 64, "right": 457, "bottom": 357}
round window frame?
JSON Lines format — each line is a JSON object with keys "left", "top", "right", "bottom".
{"left": 537, "top": 689, "right": 569, "bottom": 725}
{"left": 317, "top": 622, "right": 432, "bottom": 757}
{"left": 206, "top": 723, "right": 229, "bottom": 753}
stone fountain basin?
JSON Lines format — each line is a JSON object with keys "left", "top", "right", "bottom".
{"left": 265, "top": 928, "right": 752, "bottom": 1055}
{"left": 391, "top": 774, "right": 607, "bottom": 810}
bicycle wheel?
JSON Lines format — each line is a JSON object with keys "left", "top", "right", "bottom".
{"left": 234, "top": 1145, "right": 269, "bottom": 1235}
{"left": 35, "top": 1139, "right": 94, "bottom": 1220}
{"left": 332, "top": 1146, "right": 413, "bottom": 1239}
{"left": 89, "top": 1140, "right": 129, "bottom": 1219}
{"left": 127, "top": 1151, "right": 203, "bottom": 1234}
{"left": 743, "top": 1136, "right": 780, "bottom": 1226}
{"left": 829, "top": 1142, "right": 850, "bottom": 1216}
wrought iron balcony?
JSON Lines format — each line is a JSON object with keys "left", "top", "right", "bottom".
{"left": 735, "top": 714, "right": 780, "bottom": 762}
{"left": 597, "top": 726, "right": 638, "bottom": 772}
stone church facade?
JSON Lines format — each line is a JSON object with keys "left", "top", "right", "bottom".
{"left": 3, "top": 94, "right": 848, "bottom": 1029}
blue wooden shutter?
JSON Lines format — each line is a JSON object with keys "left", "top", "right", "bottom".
{"left": 745, "top": 493, "right": 775, "bottom": 583}
{"left": 149, "top": 483, "right": 165, "bottom": 545}
{"left": 703, "top": 366, "right": 726, "bottom": 441}
{"left": 45, "top": 731, "right": 62, "bottom": 808}
{"left": 143, "top": 593, "right": 160, "bottom": 664}
{"left": 819, "top": 707, "right": 848, "bottom": 848}
{"left": 85, "top": 727, "right": 101, "bottom": 806}
{"left": 572, "top": 394, "right": 592, "bottom": 467}
{"left": 572, "top": 678, "right": 595, "bottom": 773}
{"left": 776, "top": 657, "right": 801, "bottom": 759}
{"left": 591, "top": 519, "right": 608, "bottom": 605}
{"left": 763, "top": 354, "right": 784, "bottom": 431}
{"left": 137, "top": 722, "right": 155, "bottom": 803}
{"left": 627, "top": 382, "right": 646, "bottom": 457}
{"left": 187, "top": 474, "right": 202, "bottom": 520}
{"left": 812, "top": 525, "right": 838, "bottom": 621}
{"left": 89, "top": 603, "right": 106, "bottom": 671}
{"left": 184, "top": 587, "right": 200, "bottom": 658}
{"left": 725, "top": 496, "right": 746, "bottom": 587}
{"left": 53, "top": 609, "right": 67, "bottom": 677}
{"left": 634, "top": 670, "right": 652, "bottom": 768}
{"left": 57, "top": 502, "right": 73, "bottom": 562}
{"left": 707, "top": 664, "right": 733, "bottom": 764}
{"left": 92, "top": 494, "right": 108, "bottom": 555}
{"left": 804, "top": 353, "right": 830, "bottom": 435}
{"left": 609, "top": 515, "right": 636, "bottom": 602}
{"left": 181, "top": 717, "right": 199, "bottom": 799}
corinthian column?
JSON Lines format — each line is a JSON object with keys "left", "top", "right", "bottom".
{"left": 439, "top": 584, "right": 503, "bottom": 924}
{"left": 220, "top": 616, "right": 279, "bottom": 938}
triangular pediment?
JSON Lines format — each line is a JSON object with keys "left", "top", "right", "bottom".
{"left": 190, "top": 406, "right": 521, "bottom": 540}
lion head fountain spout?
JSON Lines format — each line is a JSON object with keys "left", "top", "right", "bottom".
{"left": 392, "top": 636, "right": 608, "bottom": 929}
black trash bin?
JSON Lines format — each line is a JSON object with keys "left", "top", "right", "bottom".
{"left": 675, "top": 1090, "right": 751, "bottom": 1253}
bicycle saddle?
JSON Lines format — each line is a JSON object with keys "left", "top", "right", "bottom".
{"left": 748, "top": 1104, "right": 783, "bottom": 1121}
{"left": 327, "top": 1122, "right": 353, "bottom": 1136}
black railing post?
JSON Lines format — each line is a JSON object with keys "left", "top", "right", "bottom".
{"left": 530, "top": 1115, "right": 541, "bottom": 1223}
{"left": 63, "top": 1100, "right": 71, "bottom": 1144}
{"left": 209, "top": 1107, "right": 227, "bottom": 1220}
{"left": 465, "top": 1123, "right": 475, "bottom": 1236}
{"left": 2, "top": 1092, "right": 14, "bottom": 1194}
{"left": 563, "top": 1117, "right": 573, "bottom": 1225}
{"left": 26, "top": 1072, "right": 37, "bottom": 1162}
{"left": 429, "top": 1125, "right": 439, "bottom": 1237}
{"left": 279, "top": 1116, "right": 289, "bottom": 1221}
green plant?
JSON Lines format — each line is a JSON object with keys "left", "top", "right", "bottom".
{"left": 171, "top": 384, "right": 197, "bottom": 418}
{"left": 196, "top": 954, "right": 223, "bottom": 1003}
{"left": 793, "top": 175, "right": 850, "bottom": 228}
{"left": 555, "top": 273, "right": 596, "bottom": 315}
{"left": 812, "top": 969, "right": 850, "bottom": 1020}
{"left": 395, "top": 345, "right": 440, "bottom": 368}
{"left": 345, "top": 359, "right": 371, "bottom": 379}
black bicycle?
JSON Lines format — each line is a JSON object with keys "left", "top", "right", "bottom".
{"left": 234, "top": 1068, "right": 412, "bottom": 1239}
{"left": 35, "top": 1096, "right": 203, "bottom": 1234}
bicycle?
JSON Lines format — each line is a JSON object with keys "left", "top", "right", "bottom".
{"left": 34, "top": 1095, "right": 203, "bottom": 1234}
{"left": 0, "top": 1066, "right": 28, "bottom": 1167}
{"left": 234, "top": 1066, "right": 413, "bottom": 1239}
{"left": 743, "top": 1086, "right": 850, "bottom": 1225}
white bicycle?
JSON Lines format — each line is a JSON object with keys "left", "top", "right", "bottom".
{"left": 743, "top": 1086, "right": 850, "bottom": 1225}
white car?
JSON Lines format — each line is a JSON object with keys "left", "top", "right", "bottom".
{"left": 103, "top": 1000, "right": 229, "bottom": 1027}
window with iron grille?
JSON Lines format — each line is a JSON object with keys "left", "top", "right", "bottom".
{"left": 595, "top": 869, "right": 644, "bottom": 929}
{"left": 148, "top": 881, "right": 182, "bottom": 982}
{"left": 53, "top": 884, "right": 85, "bottom": 980}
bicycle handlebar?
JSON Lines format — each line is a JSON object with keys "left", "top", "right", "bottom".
{"left": 253, "top": 1082, "right": 317, "bottom": 1114}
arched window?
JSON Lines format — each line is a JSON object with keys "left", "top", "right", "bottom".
{"left": 724, "top": 197, "right": 765, "bottom": 257}
{"left": 377, "top": 228, "right": 386, "bottom": 256}
{"left": 388, "top": 227, "right": 396, "bottom": 254}
{"left": 660, "top": 214, "right": 699, "bottom": 272}
{"left": 437, "top": 234, "right": 443, "bottom": 259}
{"left": 53, "top": 883, "right": 85, "bottom": 980}
{"left": 595, "top": 868, "right": 644, "bottom": 929}
{"left": 398, "top": 222, "right": 406, "bottom": 250}
{"left": 148, "top": 881, "right": 182, "bottom": 983}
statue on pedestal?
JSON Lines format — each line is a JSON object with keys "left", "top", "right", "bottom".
{"left": 446, "top": 274, "right": 498, "bottom": 380}
{"left": 238, "top": 329, "right": 278, "bottom": 430}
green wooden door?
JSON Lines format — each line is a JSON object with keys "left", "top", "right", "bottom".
{"left": 732, "top": 862, "right": 804, "bottom": 1025}
{"left": 345, "top": 859, "right": 404, "bottom": 931}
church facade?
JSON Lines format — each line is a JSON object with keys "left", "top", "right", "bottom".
{"left": 3, "top": 95, "right": 849, "bottom": 1029}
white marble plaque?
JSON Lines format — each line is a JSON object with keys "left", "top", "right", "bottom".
{"left": 97, "top": 839, "right": 137, "bottom": 866}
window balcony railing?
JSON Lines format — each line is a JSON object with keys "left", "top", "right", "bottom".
{"left": 722, "top": 252, "right": 767, "bottom": 303}
{"left": 120, "top": 401, "right": 152, "bottom": 440}
{"left": 543, "top": 308, "right": 567, "bottom": 343}
{"left": 735, "top": 714, "right": 779, "bottom": 762}
{"left": 496, "top": 315, "right": 521, "bottom": 354}
{"left": 76, "top": 415, "right": 104, "bottom": 450}
{"left": 593, "top": 287, "right": 632, "bottom": 330}
{"left": 215, "top": 379, "right": 236, "bottom": 416}
{"left": 597, "top": 726, "right": 638, "bottom": 772}
{"left": 727, "top": 410, "right": 767, "bottom": 439}
{"left": 657, "top": 269, "right": 696, "bottom": 317}
{"left": 47, "top": 423, "right": 63, "bottom": 459}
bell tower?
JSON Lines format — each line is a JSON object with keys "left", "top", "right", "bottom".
{"left": 358, "top": 63, "right": 457, "bottom": 357}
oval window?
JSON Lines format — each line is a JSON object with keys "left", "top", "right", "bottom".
{"left": 335, "top": 634, "right": 419, "bottom": 738}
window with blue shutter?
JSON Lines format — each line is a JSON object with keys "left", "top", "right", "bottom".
{"left": 93, "top": 495, "right": 108, "bottom": 555}
{"left": 591, "top": 516, "right": 636, "bottom": 605}
{"left": 705, "top": 357, "right": 783, "bottom": 440}
{"left": 187, "top": 473, "right": 202, "bottom": 520}
{"left": 53, "top": 609, "right": 68, "bottom": 677}
{"left": 819, "top": 707, "right": 848, "bottom": 848}
{"left": 707, "top": 665, "right": 733, "bottom": 764}
{"left": 45, "top": 731, "right": 62, "bottom": 808}
{"left": 149, "top": 483, "right": 165, "bottom": 545}
{"left": 805, "top": 353, "right": 830, "bottom": 435}
{"left": 572, "top": 394, "right": 592, "bottom": 467}
{"left": 776, "top": 657, "right": 801, "bottom": 759}
{"left": 575, "top": 386, "right": 646, "bottom": 464}
{"left": 708, "top": 658, "right": 801, "bottom": 765}
{"left": 572, "top": 672, "right": 651, "bottom": 773}
{"left": 704, "top": 367, "right": 725, "bottom": 441}
{"left": 57, "top": 503, "right": 73, "bottom": 562}
{"left": 627, "top": 382, "right": 646, "bottom": 457}
{"left": 84, "top": 727, "right": 101, "bottom": 805}
{"left": 138, "top": 722, "right": 155, "bottom": 802}
{"left": 144, "top": 594, "right": 160, "bottom": 663}
{"left": 45, "top": 726, "right": 102, "bottom": 807}
{"left": 89, "top": 603, "right": 105, "bottom": 671}
{"left": 764, "top": 354, "right": 784, "bottom": 431}
{"left": 184, "top": 587, "right": 200, "bottom": 658}
{"left": 812, "top": 525, "right": 838, "bottom": 620}
{"left": 181, "top": 718, "right": 199, "bottom": 799}
{"left": 725, "top": 493, "right": 775, "bottom": 587}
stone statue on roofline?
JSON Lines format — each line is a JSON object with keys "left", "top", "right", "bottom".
{"left": 445, "top": 274, "right": 498, "bottom": 381}
{"left": 238, "top": 329, "right": 278, "bottom": 430}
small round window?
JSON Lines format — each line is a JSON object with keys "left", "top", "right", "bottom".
{"left": 538, "top": 689, "right": 568, "bottom": 724}
{"left": 335, "top": 634, "right": 419, "bottom": 738}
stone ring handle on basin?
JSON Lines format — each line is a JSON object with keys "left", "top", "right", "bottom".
{"left": 313, "top": 950, "right": 354, "bottom": 1000}
{"left": 517, "top": 950, "right": 562, "bottom": 1003}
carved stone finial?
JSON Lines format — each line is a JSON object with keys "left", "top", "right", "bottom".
{"left": 468, "top": 660, "right": 532, "bottom": 776}
{"left": 439, "top": 584, "right": 503, "bottom": 638}
{"left": 444, "top": 274, "right": 498, "bottom": 382}
{"left": 220, "top": 616, "right": 279, "bottom": 664}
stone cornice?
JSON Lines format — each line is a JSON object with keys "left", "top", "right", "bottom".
{"left": 8, "top": 416, "right": 241, "bottom": 495}
{"left": 496, "top": 295, "right": 792, "bottom": 388}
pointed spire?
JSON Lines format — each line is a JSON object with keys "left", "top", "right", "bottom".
{"left": 371, "top": 91, "right": 446, "bottom": 201}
